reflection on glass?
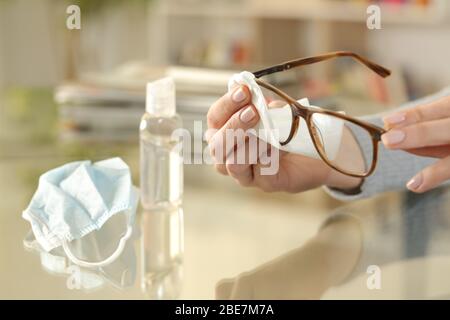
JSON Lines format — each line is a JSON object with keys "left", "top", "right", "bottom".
{"left": 140, "top": 206, "right": 184, "bottom": 299}
{"left": 216, "top": 187, "right": 450, "bottom": 299}
{"left": 22, "top": 213, "right": 137, "bottom": 292}
{"left": 36, "top": 246, "right": 105, "bottom": 291}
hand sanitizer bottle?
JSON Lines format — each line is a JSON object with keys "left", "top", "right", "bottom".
{"left": 140, "top": 77, "right": 183, "bottom": 210}
{"left": 140, "top": 206, "right": 184, "bottom": 299}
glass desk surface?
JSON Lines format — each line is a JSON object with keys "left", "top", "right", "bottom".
{"left": 1, "top": 88, "right": 450, "bottom": 300}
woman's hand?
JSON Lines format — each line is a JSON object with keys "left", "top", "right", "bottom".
{"left": 382, "top": 95, "right": 450, "bottom": 193}
{"left": 206, "top": 85, "right": 363, "bottom": 193}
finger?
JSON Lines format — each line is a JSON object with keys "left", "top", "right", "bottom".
{"left": 251, "top": 144, "right": 284, "bottom": 193}
{"left": 383, "top": 95, "right": 450, "bottom": 129}
{"left": 406, "top": 156, "right": 450, "bottom": 193}
{"left": 381, "top": 117, "right": 450, "bottom": 149}
{"left": 405, "top": 145, "right": 450, "bottom": 158}
{"left": 209, "top": 105, "right": 259, "bottom": 163}
{"left": 252, "top": 165, "right": 280, "bottom": 193}
{"left": 207, "top": 85, "right": 251, "bottom": 129}
{"left": 225, "top": 139, "right": 257, "bottom": 187}
{"left": 214, "top": 163, "right": 228, "bottom": 176}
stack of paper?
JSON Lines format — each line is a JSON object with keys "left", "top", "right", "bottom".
{"left": 54, "top": 63, "right": 234, "bottom": 142}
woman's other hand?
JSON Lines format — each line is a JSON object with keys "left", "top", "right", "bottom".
{"left": 382, "top": 95, "right": 450, "bottom": 193}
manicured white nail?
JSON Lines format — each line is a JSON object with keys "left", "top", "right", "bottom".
{"left": 382, "top": 130, "right": 406, "bottom": 145}
{"left": 384, "top": 113, "right": 406, "bottom": 125}
{"left": 240, "top": 106, "right": 256, "bottom": 123}
{"left": 232, "top": 87, "right": 247, "bottom": 103}
{"left": 407, "top": 174, "right": 423, "bottom": 191}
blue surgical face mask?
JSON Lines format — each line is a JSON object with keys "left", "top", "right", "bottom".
{"left": 22, "top": 157, "right": 139, "bottom": 268}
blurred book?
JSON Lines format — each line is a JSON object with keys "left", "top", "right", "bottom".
{"left": 55, "top": 63, "right": 232, "bottom": 143}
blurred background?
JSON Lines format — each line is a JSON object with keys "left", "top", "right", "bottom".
{"left": 1, "top": 0, "right": 450, "bottom": 299}
{"left": 1, "top": 0, "right": 449, "bottom": 142}
{"left": 1, "top": 0, "right": 449, "bottom": 201}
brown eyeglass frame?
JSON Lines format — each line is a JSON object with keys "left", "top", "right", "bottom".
{"left": 252, "top": 51, "right": 390, "bottom": 178}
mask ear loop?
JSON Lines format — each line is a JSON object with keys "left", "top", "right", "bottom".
{"left": 61, "top": 215, "right": 133, "bottom": 268}
{"left": 62, "top": 186, "right": 139, "bottom": 268}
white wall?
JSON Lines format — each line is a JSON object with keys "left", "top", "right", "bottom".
{"left": 0, "top": 0, "right": 150, "bottom": 88}
{"left": 0, "top": 3, "right": 4, "bottom": 89}
{"left": 0, "top": 0, "right": 63, "bottom": 87}
{"left": 369, "top": 24, "right": 450, "bottom": 95}
{"left": 1, "top": 0, "right": 449, "bottom": 95}
{"left": 78, "top": 3, "right": 149, "bottom": 74}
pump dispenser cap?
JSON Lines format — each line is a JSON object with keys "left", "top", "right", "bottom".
{"left": 146, "top": 77, "right": 176, "bottom": 116}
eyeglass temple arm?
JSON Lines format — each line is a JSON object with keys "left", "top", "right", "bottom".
{"left": 253, "top": 51, "right": 391, "bottom": 79}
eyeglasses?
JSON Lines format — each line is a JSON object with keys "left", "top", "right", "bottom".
{"left": 252, "top": 51, "right": 390, "bottom": 178}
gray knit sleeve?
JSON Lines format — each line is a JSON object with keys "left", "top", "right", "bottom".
{"left": 324, "top": 87, "right": 450, "bottom": 201}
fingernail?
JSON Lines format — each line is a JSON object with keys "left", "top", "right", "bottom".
{"left": 384, "top": 113, "right": 406, "bottom": 125}
{"left": 407, "top": 174, "right": 423, "bottom": 191}
{"left": 239, "top": 106, "right": 256, "bottom": 123}
{"left": 382, "top": 130, "right": 405, "bottom": 145}
{"left": 232, "top": 87, "right": 247, "bottom": 103}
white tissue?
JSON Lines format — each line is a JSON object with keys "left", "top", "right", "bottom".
{"left": 228, "top": 71, "right": 344, "bottom": 160}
